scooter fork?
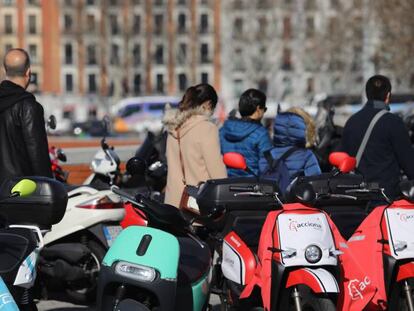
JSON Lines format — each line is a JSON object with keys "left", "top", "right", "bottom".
{"left": 403, "top": 280, "right": 414, "bottom": 311}
{"left": 292, "top": 286, "right": 302, "bottom": 311}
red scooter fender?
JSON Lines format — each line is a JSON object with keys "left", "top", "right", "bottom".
{"left": 286, "top": 268, "right": 339, "bottom": 294}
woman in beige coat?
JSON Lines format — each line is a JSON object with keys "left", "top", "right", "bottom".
{"left": 163, "top": 84, "right": 227, "bottom": 207}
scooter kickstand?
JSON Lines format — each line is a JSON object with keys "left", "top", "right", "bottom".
{"left": 404, "top": 280, "right": 414, "bottom": 311}
{"left": 292, "top": 287, "right": 302, "bottom": 311}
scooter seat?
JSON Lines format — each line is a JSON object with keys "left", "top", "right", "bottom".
{"left": 177, "top": 237, "right": 211, "bottom": 285}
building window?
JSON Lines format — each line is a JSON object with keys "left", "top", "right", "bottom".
{"left": 234, "top": 79, "right": 243, "bottom": 97}
{"left": 178, "top": 73, "right": 187, "bottom": 91}
{"left": 28, "top": 44, "right": 37, "bottom": 63}
{"left": 133, "top": 74, "right": 141, "bottom": 94}
{"left": 132, "top": 14, "right": 141, "bottom": 33}
{"left": 155, "top": 45, "right": 164, "bottom": 64}
{"left": 201, "top": 72, "right": 208, "bottom": 84}
{"left": 64, "top": 0, "right": 72, "bottom": 5}
{"left": 86, "top": 14, "right": 95, "bottom": 32}
{"left": 109, "top": 0, "right": 117, "bottom": 6}
{"left": 177, "top": 0, "right": 187, "bottom": 5}
{"left": 64, "top": 14, "right": 73, "bottom": 31}
{"left": 133, "top": 44, "right": 141, "bottom": 65}
{"left": 154, "top": 14, "right": 164, "bottom": 35}
{"left": 305, "top": 0, "right": 316, "bottom": 10}
{"left": 306, "top": 16, "right": 315, "bottom": 38}
{"left": 28, "top": 15, "right": 36, "bottom": 34}
{"left": 86, "top": 0, "right": 95, "bottom": 5}
{"left": 156, "top": 74, "right": 164, "bottom": 93}
{"left": 64, "top": 43, "right": 73, "bottom": 64}
{"left": 199, "top": 14, "right": 208, "bottom": 33}
{"left": 154, "top": 0, "right": 163, "bottom": 5}
{"left": 30, "top": 72, "right": 38, "bottom": 86}
{"left": 110, "top": 15, "right": 119, "bottom": 35}
{"left": 233, "top": 17, "right": 243, "bottom": 38}
{"left": 3, "top": 0, "right": 14, "bottom": 5}
{"left": 281, "top": 48, "right": 293, "bottom": 70}
{"left": 178, "top": 13, "right": 186, "bottom": 33}
{"left": 258, "top": 16, "right": 267, "bottom": 38}
{"left": 5, "top": 44, "right": 12, "bottom": 51}
{"left": 331, "top": 0, "right": 340, "bottom": 9}
{"left": 88, "top": 74, "right": 97, "bottom": 93}
{"left": 110, "top": 44, "right": 120, "bottom": 65}
{"left": 200, "top": 43, "right": 209, "bottom": 63}
{"left": 132, "top": 0, "right": 141, "bottom": 5}
{"left": 65, "top": 74, "right": 74, "bottom": 92}
{"left": 306, "top": 77, "right": 314, "bottom": 94}
{"left": 177, "top": 43, "right": 187, "bottom": 64}
{"left": 283, "top": 16, "right": 292, "bottom": 39}
{"left": 87, "top": 45, "right": 97, "bottom": 65}
{"left": 27, "top": 0, "right": 39, "bottom": 5}
{"left": 258, "top": 78, "right": 268, "bottom": 93}
{"left": 4, "top": 14, "right": 13, "bottom": 34}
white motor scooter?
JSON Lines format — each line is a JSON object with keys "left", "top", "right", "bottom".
{"left": 38, "top": 184, "right": 125, "bottom": 303}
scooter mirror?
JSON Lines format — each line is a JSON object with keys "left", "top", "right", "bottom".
{"left": 292, "top": 183, "right": 316, "bottom": 205}
{"left": 329, "top": 152, "right": 356, "bottom": 173}
{"left": 223, "top": 152, "right": 247, "bottom": 171}
{"left": 57, "top": 149, "right": 67, "bottom": 162}
{"left": 47, "top": 115, "right": 57, "bottom": 130}
{"left": 400, "top": 180, "right": 414, "bottom": 202}
{"left": 126, "top": 157, "right": 147, "bottom": 176}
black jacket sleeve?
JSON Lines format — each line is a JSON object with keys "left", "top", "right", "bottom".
{"left": 20, "top": 99, "right": 53, "bottom": 178}
{"left": 389, "top": 115, "right": 414, "bottom": 179}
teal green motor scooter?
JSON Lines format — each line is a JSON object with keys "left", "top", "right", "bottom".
{"left": 96, "top": 186, "right": 215, "bottom": 311}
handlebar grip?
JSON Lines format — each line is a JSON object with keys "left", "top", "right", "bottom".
{"left": 111, "top": 186, "right": 140, "bottom": 205}
{"left": 229, "top": 186, "right": 254, "bottom": 192}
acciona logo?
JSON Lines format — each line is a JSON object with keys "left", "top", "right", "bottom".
{"left": 288, "top": 219, "right": 323, "bottom": 232}
{"left": 399, "top": 213, "right": 414, "bottom": 222}
{"left": 348, "top": 277, "right": 371, "bottom": 300}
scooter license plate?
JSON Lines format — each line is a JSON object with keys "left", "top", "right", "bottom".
{"left": 103, "top": 225, "right": 122, "bottom": 247}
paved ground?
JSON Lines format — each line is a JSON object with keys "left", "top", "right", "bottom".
{"left": 37, "top": 295, "right": 221, "bottom": 310}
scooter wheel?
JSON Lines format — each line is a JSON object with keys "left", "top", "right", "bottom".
{"left": 300, "top": 295, "right": 336, "bottom": 311}
{"left": 65, "top": 240, "right": 106, "bottom": 303}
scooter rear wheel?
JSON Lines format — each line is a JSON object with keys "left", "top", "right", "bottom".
{"left": 65, "top": 240, "right": 106, "bottom": 303}
{"left": 301, "top": 296, "right": 336, "bottom": 311}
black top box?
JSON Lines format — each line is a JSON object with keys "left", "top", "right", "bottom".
{"left": 196, "top": 177, "right": 281, "bottom": 217}
{"left": 0, "top": 177, "right": 68, "bottom": 228}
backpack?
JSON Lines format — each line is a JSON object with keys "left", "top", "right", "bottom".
{"left": 262, "top": 147, "right": 300, "bottom": 193}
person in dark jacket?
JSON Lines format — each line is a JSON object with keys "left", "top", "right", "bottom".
{"left": 341, "top": 75, "right": 414, "bottom": 200}
{"left": 259, "top": 107, "right": 321, "bottom": 181}
{"left": 0, "top": 48, "right": 52, "bottom": 187}
{"left": 220, "top": 89, "right": 272, "bottom": 176}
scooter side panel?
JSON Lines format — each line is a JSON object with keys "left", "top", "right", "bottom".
{"left": 102, "top": 226, "right": 180, "bottom": 280}
{"left": 191, "top": 271, "right": 210, "bottom": 311}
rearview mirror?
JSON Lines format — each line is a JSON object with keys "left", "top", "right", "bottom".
{"left": 47, "top": 115, "right": 57, "bottom": 130}
{"left": 329, "top": 152, "right": 356, "bottom": 173}
{"left": 11, "top": 179, "right": 37, "bottom": 197}
{"left": 400, "top": 180, "right": 414, "bottom": 202}
{"left": 126, "top": 157, "right": 147, "bottom": 176}
{"left": 223, "top": 152, "right": 247, "bottom": 171}
{"left": 292, "top": 183, "right": 316, "bottom": 206}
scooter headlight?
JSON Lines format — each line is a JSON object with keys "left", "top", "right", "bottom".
{"left": 115, "top": 261, "right": 156, "bottom": 282}
{"left": 305, "top": 245, "right": 322, "bottom": 264}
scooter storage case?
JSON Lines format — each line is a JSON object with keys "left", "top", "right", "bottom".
{"left": 196, "top": 177, "right": 280, "bottom": 216}
{"left": 0, "top": 177, "right": 68, "bottom": 227}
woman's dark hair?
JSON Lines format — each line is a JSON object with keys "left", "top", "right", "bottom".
{"left": 366, "top": 75, "right": 392, "bottom": 101}
{"left": 179, "top": 83, "right": 218, "bottom": 111}
{"left": 239, "top": 88, "right": 266, "bottom": 117}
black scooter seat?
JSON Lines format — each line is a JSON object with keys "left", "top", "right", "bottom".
{"left": 177, "top": 237, "right": 211, "bottom": 285}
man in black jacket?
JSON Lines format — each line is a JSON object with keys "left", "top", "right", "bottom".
{"left": 341, "top": 75, "right": 414, "bottom": 200}
{"left": 0, "top": 48, "right": 52, "bottom": 186}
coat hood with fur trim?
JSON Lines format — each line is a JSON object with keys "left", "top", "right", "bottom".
{"left": 163, "top": 104, "right": 213, "bottom": 138}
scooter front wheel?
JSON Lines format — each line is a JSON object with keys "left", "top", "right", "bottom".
{"left": 300, "top": 296, "right": 336, "bottom": 311}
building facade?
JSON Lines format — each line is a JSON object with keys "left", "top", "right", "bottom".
{"left": 0, "top": 0, "right": 410, "bottom": 114}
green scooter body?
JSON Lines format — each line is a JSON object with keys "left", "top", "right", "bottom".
{"left": 100, "top": 226, "right": 210, "bottom": 311}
